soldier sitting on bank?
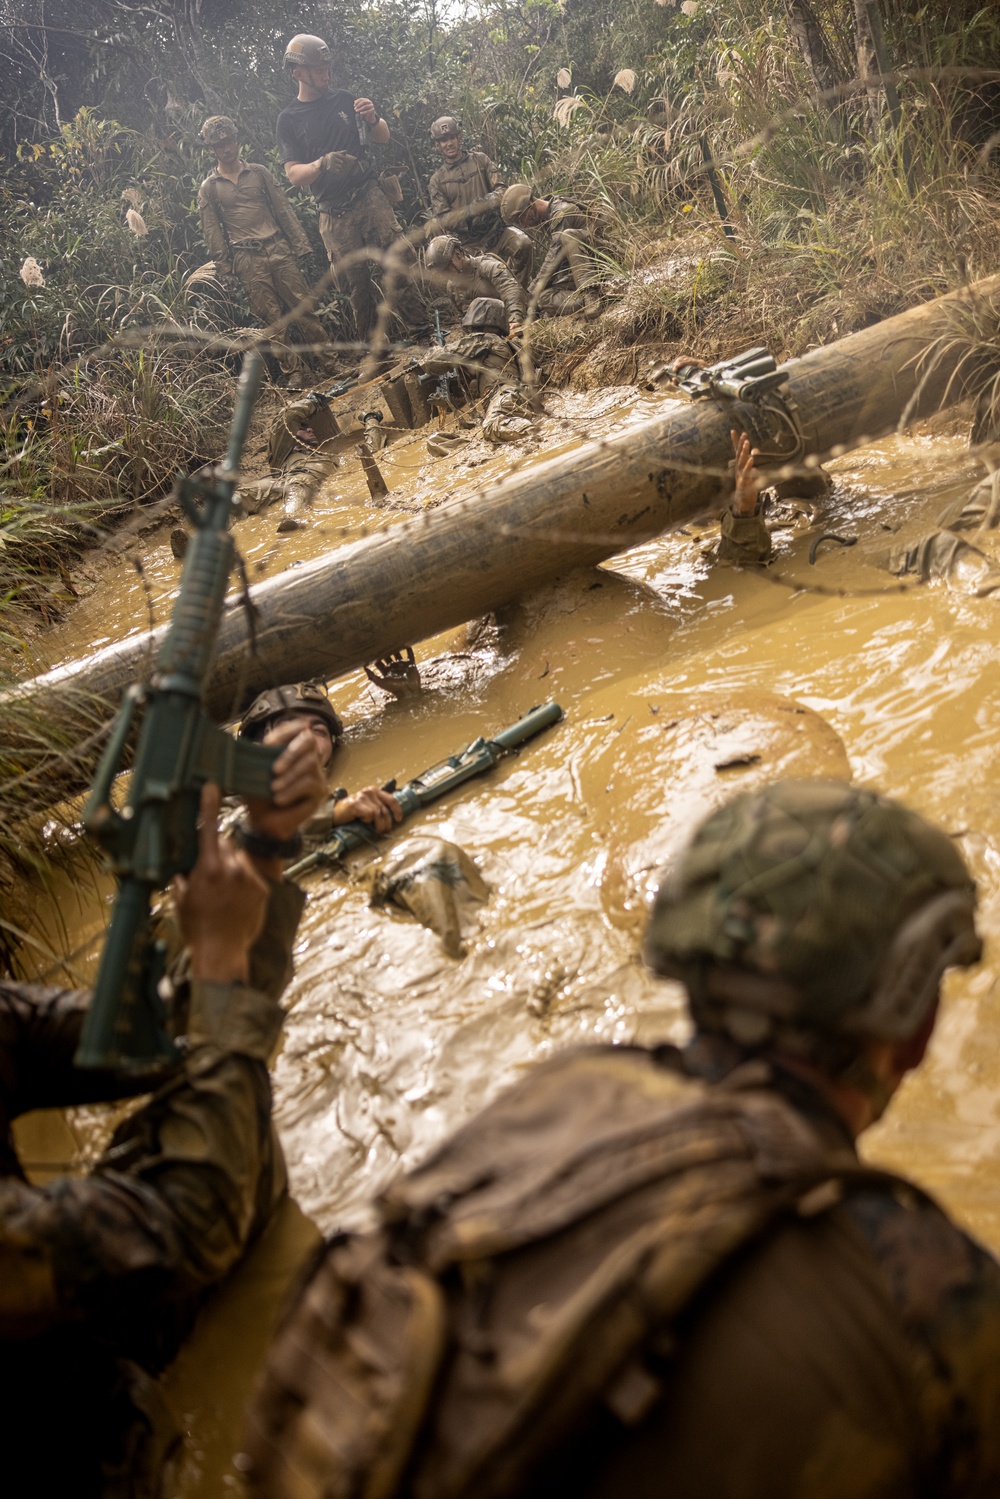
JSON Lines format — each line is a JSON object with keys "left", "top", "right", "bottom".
{"left": 500, "top": 183, "right": 604, "bottom": 320}
{"left": 245, "top": 776, "right": 1000, "bottom": 1499}
{"left": 197, "top": 115, "right": 335, "bottom": 392}
{"left": 238, "top": 679, "right": 420, "bottom": 840}
{"left": 0, "top": 725, "right": 327, "bottom": 1497}
{"left": 426, "top": 116, "right": 531, "bottom": 282}
{"left": 424, "top": 234, "right": 527, "bottom": 334}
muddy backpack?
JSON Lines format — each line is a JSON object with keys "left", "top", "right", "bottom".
{"left": 243, "top": 1044, "right": 896, "bottom": 1499}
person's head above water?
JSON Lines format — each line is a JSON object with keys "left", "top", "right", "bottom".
{"left": 238, "top": 681, "right": 343, "bottom": 771}
{"left": 645, "top": 778, "right": 982, "bottom": 1126}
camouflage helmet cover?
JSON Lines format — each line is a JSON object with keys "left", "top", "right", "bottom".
{"left": 430, "top": 115, "right": 462, "bottom": 140}
{"left": 644, "top": 779, "right": 981, "bottom": 1048}
{"left": 200, "top": 115, "right": 238, "bottom": 145}
{"left": 284, "top": 34, "right": 333, "bottom": 71}
{"left": 462, "top": 297, "right": 508, "bottom": 334}
{"left": 238, "top": 680, "right": 344, "bottom": 744}
{"left": 500, "top": 183, "right": 534, "bottom": 224}
{"left": 425, "top": 234, "right": 462, "bottom": 270}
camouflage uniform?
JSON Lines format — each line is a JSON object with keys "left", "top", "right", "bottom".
{"left": 445, "top": 252, "right": 527, "bottom": 327}
{"left": 529, "top": 198, "right": 601, "bottom": 314}
{"left": 428, "top": 150, "right": 531, "bottom": 278}
{"left": 198, "top": 164, "right": 332, "bottom": 384}
{"left": 1, "top": 878, "right": 304, "bottom": 1497}
{"left": 244, "top": 781, "right": 1000, "bottom": 1499}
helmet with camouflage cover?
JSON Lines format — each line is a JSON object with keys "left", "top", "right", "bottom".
{"left": 200, "top": 115, "right": 237, "bottom": 145}
{"left": 462, "top": 297, "right": 508, "bottom": 335}
{"left": 284, "top": 34, "right": 332, "bottom": 71}
{"left": 238, "top": 680, "right": 343, "bottom": 744}
{"left": 425, "top": 234, "right": 462, "bottom": 270}
{"left": 429, "top": 115, "right": 462, "bottom": 141}
{"left": 500, "top": 183, "right": 534, "bottom": 225}
{"left": 644, "top": 779, "right": 981, "bottom": 1055}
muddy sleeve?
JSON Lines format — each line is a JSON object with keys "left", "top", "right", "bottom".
{"left": 197, "top": 181, "right": 231, "bottom": 268}
{"left": 259, "top": 167, "right": 312, "bottom": 257}
{"left": 428, "top": 167, "right": 450, "bottom": 221}
{"left": 0, "top": 981, "right": 173, "bottom": 1118}
{"left": 531, "top": 238, "right": 568, "bottom": 297}
{"left": 0, "top": 979, "right": 285, "bottom": 1342}
{"left": 484, "top": 256, "right": 528, "bottom": 322}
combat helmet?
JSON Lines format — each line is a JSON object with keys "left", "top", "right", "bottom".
{"left": 462, "top": 297, "right": 508, "bottom": 335}
{"left": 200, "top": 115, "right": 237, "bottom": 145}
{"left": 284, "top": 34, "right": 332, "bottom": 71}
{"left": 644, "top": 779, "right": 981, "bottom": 1056}
{"left": 429, "top": 115, "right": 462, "bottom": 141}
{"left": 500, "top": 183, "right": 534, "bottom": 225}
{"left": 425, "top": 234, "right": 462, "bottom": 270}
{"left": 238, "top": 680, "right": 344, "bottom": 744}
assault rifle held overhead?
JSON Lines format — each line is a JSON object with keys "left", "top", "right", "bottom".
{"left": 287, "top": 701, "right": 563, "bottom": 879}
{"left": 76, "top": 352, "right": 283, "bottom": 1072}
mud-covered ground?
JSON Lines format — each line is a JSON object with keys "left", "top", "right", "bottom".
{"left": 12, "top": 392, "right": 1000, "bottom": 1494}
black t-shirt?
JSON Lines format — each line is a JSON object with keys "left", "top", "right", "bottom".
{"left": 276, "top": 89, "right": 375, "bottom": 211}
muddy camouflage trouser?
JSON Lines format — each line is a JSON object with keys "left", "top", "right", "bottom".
{"left": 319, "top": 181, "right": 429, "bottom": 346}
{"left": 232, "top": 237, "right": 331, "bottom": 380}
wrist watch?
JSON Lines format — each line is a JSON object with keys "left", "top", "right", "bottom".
{"left": 232, "top": 820, "right": 303, "bottom": 861}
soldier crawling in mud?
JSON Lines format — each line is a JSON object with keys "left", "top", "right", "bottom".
{"left": 424, "top": 233, "right": 527, "bottom": 333}
{"left": 425, "top": 116, "right": 531, "bottom": 282}
{"left": 726, "top": 432, "right": 1000, "bottom": 590}
{"left": 0, "top": 724, "right": 327, "bottom": 1498}
{"left": 421, "top": 296, "right": 538, "bottom": 444}
{"left": 500, "top": 183, "right": 605, "bottom": 320}
{"left": 237, "top": 677, "right": 421, "bottom": 842}
{"left": 245, "top": 776, "right": 1000, "bottom": 1499}
{"left": 276, "top": 34, "right": 430, "bottom": 362}
{"left": 197, "top": 116, "right": 335, "bottom": 392}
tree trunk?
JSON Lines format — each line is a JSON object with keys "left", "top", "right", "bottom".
{"left": 6, "top": 274, "right": 1000, "bottom": 812}
{"left": 854, "top": 0, "right": 882, "bottom": 130}
{"left": 787, "top": 0, "right": 840, "bottom": 100}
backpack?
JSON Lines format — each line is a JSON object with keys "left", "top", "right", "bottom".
{"left": 243, "top": 1045, "right": 895, "bottom": 1499}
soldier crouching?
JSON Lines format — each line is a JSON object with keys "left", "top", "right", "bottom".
{"left": 243, "top": 777, "right": 1000, "bottom": 1499}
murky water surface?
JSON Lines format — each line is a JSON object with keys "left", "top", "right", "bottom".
{"left": 15, "top": 392, "right": 1000, "bottom": 1493}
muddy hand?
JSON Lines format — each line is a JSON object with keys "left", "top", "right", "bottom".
{"left": 332, "top": 785, "right": 403, "bottom": 835}
{"left": 242, "top": 721, "right": 328, "bottom": 844}
{"left": 173, "top": 785, "right": 269, "bottom": 982}
{"left": 731, "top": 428, "right": 764, "bottom": 517}
{"left": 364, "top": 646, "right": 422, "bottom": 700}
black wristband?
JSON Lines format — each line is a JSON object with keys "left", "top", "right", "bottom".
{"left": 232, "top": 821, "right": 303, "bottom": 861}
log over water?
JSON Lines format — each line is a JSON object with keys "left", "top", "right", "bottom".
{"left": 6, "top": 274, "right": 1000, "bottom": 804}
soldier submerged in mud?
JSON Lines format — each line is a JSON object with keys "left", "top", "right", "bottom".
{"left": 424, "top": 234, "right": 527, "bottom": 333}
{"left": 426, "top": 116, "right": 531, "bottom": 282}
{"left": 238, "top": 678, "right": 422, "bottom": 840}
{"left": 197, "top": 116, "right": 335, "bottom": 392}
{"left": 245, "top": 776, "right": 1000, "bottom": 1499}
{"left": 0, "top": 725, "right": 327, "bottom": 1498}
{"left": 500, "top": 183, "right": 605, "bottom": 319}
{"left": 276, "top": 35, "right": 430, "bottom": 361}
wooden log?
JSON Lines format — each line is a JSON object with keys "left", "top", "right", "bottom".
{"left": 5, "top": 274, "right": 1000, "bottom": 807}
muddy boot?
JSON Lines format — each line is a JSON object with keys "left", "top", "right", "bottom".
{"left": 582, "top": 291, "right": 603, "bottom": 321}
{"left": 170, "top": 527, "right": 189, "bottom": 561}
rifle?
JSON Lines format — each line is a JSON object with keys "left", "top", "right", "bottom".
{"left": 425, "top": 308, "right": 459, "bottom": 415}
{"left": 76, "top": 352, "right": 283, "bottom": 1071}
{"left": 287, "top": 701, "right": 563, "bottom": 879}
{"left": 673, "top": 346, "right": 788, "bottom": 402}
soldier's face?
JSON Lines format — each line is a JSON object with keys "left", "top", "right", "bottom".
{"left": 436, "top": 133, "right": 463, "bottom": 163}
{"left": 213, "top": 136, "right": 239, "bottom": 165}
{"left": 518, "top": 201, "right": 544, "bottom": 230}
{"left": 264, "top": 711, "right": 336, "bottom": 769}
{"left": 295, "top": 63, "right": 331, "bottom": 94}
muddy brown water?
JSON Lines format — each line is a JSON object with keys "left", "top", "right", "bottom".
{"left": 13, "top": 391, "right": 1000, "bottom": 1494}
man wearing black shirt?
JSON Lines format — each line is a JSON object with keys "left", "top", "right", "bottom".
{"left": 276, "top": 34, "right": 429, "bottom": 358}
